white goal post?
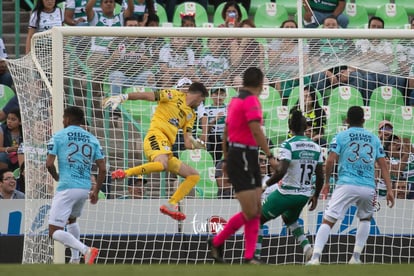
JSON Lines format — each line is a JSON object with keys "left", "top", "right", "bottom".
{"left": 6, "top": 26, "right": 414, "bottom": 264}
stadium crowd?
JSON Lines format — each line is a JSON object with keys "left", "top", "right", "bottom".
{"left": 1, "top": 0, "right": 414, "bottom": 201}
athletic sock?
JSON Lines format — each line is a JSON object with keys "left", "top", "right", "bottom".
{"left": 353, "top": 220, "right": 370, "bottom": 259}
{"left": 213, "top": 212, "right": 246, "bottom": 247}
{"left": 254, "top": 225, "right": 264, "bottom": 259}
{"left": 169, "top": 175, "right": 200, "bottom": 205}
{"left": 66, "top": 223, "right": 81, "bottom": 261}
{"left": 244, "top": 215, "right": 260, "bottom": 260}
{"left": 312, "top": 223, "right": 331, "bottom": 259}
{"left": 289, "top": 222, "right": 310, "bottom": 249}
{"left": 52, "top": 229, "right": 88, "bottom": 255}
{"left": 125, "top": 161, "right": 164, "bottom": 176}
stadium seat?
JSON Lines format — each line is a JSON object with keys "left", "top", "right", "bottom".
{"left": 354, "top": 0, "right": 390, "bottom": 15}
{"left": 287, "top": 86, "right": 323, "bottom": 111}
{"left": 213, "top": 2, "right": 248, "bottom": 27}
{"left": 179, "top": 149, "right": 217, "bottom": 199}
{"left": 122, "top": 86, "right": 156, "bottom": 135}
{"left": 172, "top": 2, "right": 209, "bottom": 27}
{"left": 369, "top": 86, "right": 405, "bottom": 120}
{"left": 395, "top": 0, "right": 414, "bottom": 16}
{"left": 324, "top": 111, "right": 348, "bottom": 143}
{"left": 374, "top": 3, "right": 409, "bottom": 29}
{"left": 345, "top": 2, "right": 369, "bottom": 29}
{"left": 277, "top": 0, "right": 298, "bottom": 16}
{"left": 155, "top": 3, "right": 169, "bottom": 25}
{"left": 390, "top": 105, "right": 414, "bottom": 139}
{"left": 362, "top": 106, "right": 383, "bottom": 134}
{"left": 249, "top": 0, "right": 270, "bottom": 16}
{"left": 263, "top": 101, "right": 289, "bottom": 145}
{"left": 328, "top": 86, "right": 364, "bottom": 114}
{"left": 260, "top": 85, "right": 281, "bottom": 115}
{"left": 254, "top": 3, "right": 289, "bottom": 28}
{"left": 0, "top": 84, "right": 15, "bottom": 110}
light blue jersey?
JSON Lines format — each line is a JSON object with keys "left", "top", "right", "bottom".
{"left": 329, "top": 127, "right": 385, "bottom": 189}
{"left": 47, "top": 125, "right": 105, "bottom": 192}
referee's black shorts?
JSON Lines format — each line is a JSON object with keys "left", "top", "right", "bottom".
{"left": 226, "top": 145, "right": 261, "bottom": 193}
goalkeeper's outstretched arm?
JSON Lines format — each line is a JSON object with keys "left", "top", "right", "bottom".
{"left": 102, "top": 91, "right": 156, "bottom": 110}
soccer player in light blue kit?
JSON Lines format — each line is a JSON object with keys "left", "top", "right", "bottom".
{"left": 307, "top": 106, "right": 394, "bottom": 265}
{"left": 46, "top": 106, "right": 107, "bottom": 264}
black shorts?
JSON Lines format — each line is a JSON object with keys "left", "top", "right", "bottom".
{"left": 226, "top": 146, "right": 261, "bottom": 193}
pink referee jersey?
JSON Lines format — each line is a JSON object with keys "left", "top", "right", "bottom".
{"left": 226, "top": 91, "right": 263, "bottom": 146}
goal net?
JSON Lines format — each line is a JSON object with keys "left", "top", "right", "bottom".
{"left": 7, "top": 26, "right": 414, "bottom": 264}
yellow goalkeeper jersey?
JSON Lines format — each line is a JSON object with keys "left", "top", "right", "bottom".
{"left": 151, "top": 89, "right": 196, "bottom": 144}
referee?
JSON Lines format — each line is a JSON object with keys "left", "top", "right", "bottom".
{"left": 208, "top": 67, "right": 277, "bottom": 264}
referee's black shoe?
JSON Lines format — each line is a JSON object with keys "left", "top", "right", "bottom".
{"left": 207, "top": 238, "right": 225, "bottom": 263}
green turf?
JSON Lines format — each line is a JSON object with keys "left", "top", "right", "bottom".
{"left": 0, "top": 264, "right": 413, "bottom": 276}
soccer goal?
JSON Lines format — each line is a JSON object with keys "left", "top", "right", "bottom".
{"left": 6, "top": 26, "right": 414, "bottom": 264}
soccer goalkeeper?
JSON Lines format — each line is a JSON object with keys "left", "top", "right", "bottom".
{"left": 103, "top": 80, "right": 208, "bottom": 221}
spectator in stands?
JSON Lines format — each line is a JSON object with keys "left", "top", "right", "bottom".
{"left": 215, "top": 159, "right": 233, "bottom": 199}
{"left": 258, "top": 151, "right": 274, "bottom": 191}
{"left": 266, "top": 19, "right": 310, "bottom": 103}
{"left": 145, "top": 13, "right": 160, "bottom": 26}
{"left": 157, "top": 36, "right": 197, "bottom": 87}
{"left": 378, "top": 120, "right": 394, "bottom": 144}
{"left": 64, "top": 0, "right": 89, "bottom": 26}
{"left": 384, "top": 134, "right": 414, "bottom": 186}
{"left": 200, "top": 87, "right": 227, "bottom": 163}
{"left": 218, "top": 1, "right": 242, "bottom": 28}
{"left": 117, "top": 174, "right": 147, "bottom": 199}
{"left": 230, "top": 19, "right": 264, "bottom": 86}
{"left": 132, "top": 0, "right": 156, "bottom": 25}
{"left": 294, "top": 86, "right": 327, "bottom": 146}
{"left": 198, "top": 38, "right": 230, "bottom": 84}
{"left": 157, "top": 0, "right": 208, "bottom": 23}
{"left": 25, "top": 0, "right": 64, "bottom": 54}
{"left": 395, "top": 17, "right": 414, "bottom": 106}
{"left": 303, "top": 0, "right": 348, "bottom": 29}
{"left": 393, "top": 180, "right": 409, "bottom": 200}
{"left": 0, "top": 169, "right": 25, "bottom": 199}
{"left": 181, "top": 13, "right": 196, "bottom": 27}
{"left": 0, "top": 38, "right": 13, "bottom": 88}
{"left": 86, "top": 0, "right": 134, "bottom": 52}
{"left": 353, "top": 16, "right": 407, "bottom": 103}
{"left": 375, "top": 133, "right": 414, "bottom": 200}
{"left": 107, "top": 16, "right": 156, "bottom": 97}
{"left": 0, "top": 109, "right": 23, "bottom": 171}
{"left": 211, "top": 0, "right": 249, "bottom": 14}
{"left": 308, "top": 16, "right": 355, "bottom": 103}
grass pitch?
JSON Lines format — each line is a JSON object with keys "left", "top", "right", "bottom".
{"left": 1, "top": 264, "right": 413, "bottom": 276}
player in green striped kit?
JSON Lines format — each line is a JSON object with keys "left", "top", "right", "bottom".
{"left": 255, "top": 109, "right": 324, "bottom": 263}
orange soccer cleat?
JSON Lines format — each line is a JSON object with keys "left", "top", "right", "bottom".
{"left": 112, "top": 169, "right": 127, "bottom": 179}
{"left": 160, "top": 204, "right": 186, "bottom": 221}
{"left": 84, "top": 247, "right": 99, "bottom": 264}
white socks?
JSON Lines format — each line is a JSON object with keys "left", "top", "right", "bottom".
{"left": 52, "top": 229, "right": 88, "bottom": 255}
{"left": 312, "top": 223, "right": 331, "bottom": 258}
{"left": 66, "top": 223, "right": 81, "bottom": 260}
{"left": 353, "top": 220, "right": 370, "bottom": 259}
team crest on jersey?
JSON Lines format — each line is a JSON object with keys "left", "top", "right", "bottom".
{"left": 166, "top": 90, "right": 173, "bottom": 99}
{"left": 187, "top": 113, "right": 193, "bottom": 120}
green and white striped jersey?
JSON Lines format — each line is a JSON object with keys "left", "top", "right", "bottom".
{"left": 277, "top": 135, "right": 323, "bottom": 197}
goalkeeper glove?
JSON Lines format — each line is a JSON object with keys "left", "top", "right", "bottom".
{"left": 102, "top": 94, "right": 129, "bottom": 110}
{"left": 112, "top": 169, "right": 127, "bottom": 179}
{"left": 190, "top": 136, "right": 206, "bottom": 149}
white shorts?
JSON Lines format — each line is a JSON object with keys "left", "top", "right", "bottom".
{"left": 48, "top": 189, "right": 89, "bottom": 228}
{"left": 324, "top": 184, "right": 376, "bottom": 222}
